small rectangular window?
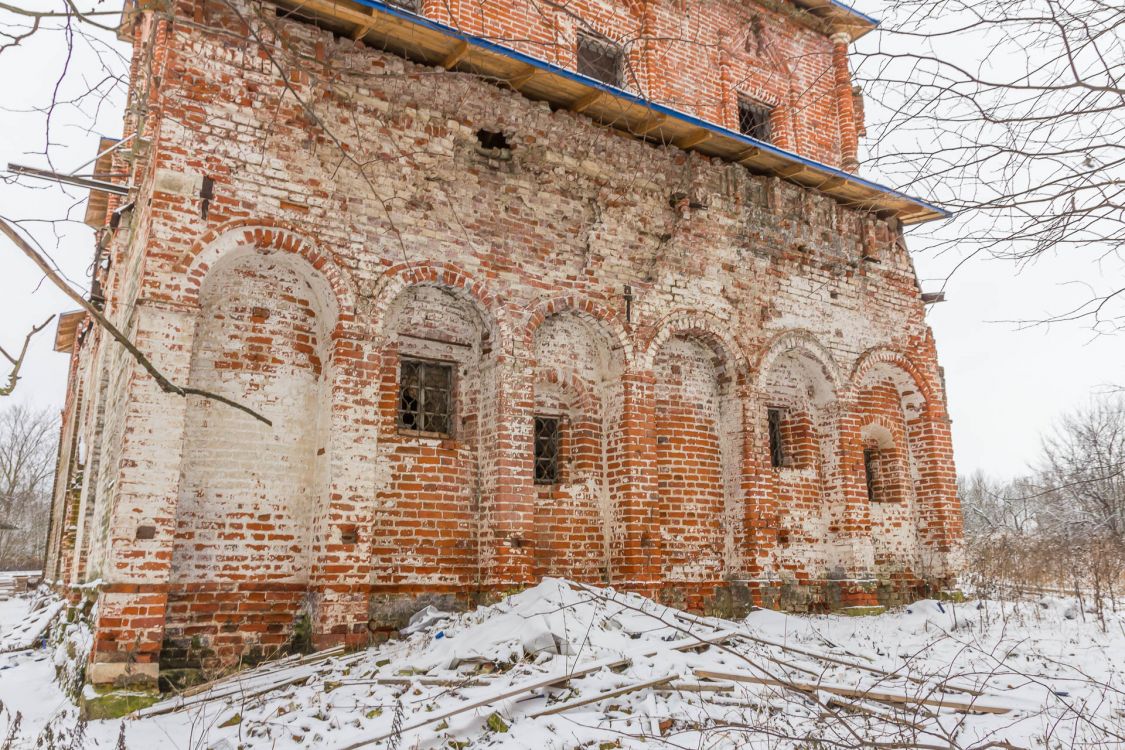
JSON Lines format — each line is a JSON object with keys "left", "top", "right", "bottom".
{"left": 534, "top": 416, "right": 560, "bottom": 485}
{"left": 577, "top": 32, "right": 623, "bottom": 87}
{"left": 863, "top": 447, "right": 880, "bottom": 502}
{"left": 737, "top": 96, "right": 773, "bottom": 142}
{"left": 767, "top": 408, "right": 785, "bottom": 469}
{"left": 399, "top": 358, "right": 454, "bottom": 436}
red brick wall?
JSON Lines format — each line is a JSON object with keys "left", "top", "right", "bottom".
{"left": 422, "top": 0, "right": 851, "bottom": 165}
{"left": 653, "top": 336, "right": 731, "bottom": 591}
{"left": 371, "top": 285, "right": 487, "bottom": 598}
{"left": 46, "top": 1, "right": 961, "bottom": 682}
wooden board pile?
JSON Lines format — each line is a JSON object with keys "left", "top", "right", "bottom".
{"left": 130, "top": 580, "right": 1028, "bottom": 749}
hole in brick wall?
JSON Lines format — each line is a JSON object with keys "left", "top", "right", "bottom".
{"left": 476, "top": 130, "right": 509, "bottom": 150}
{"left": 135, "top": 525, "right": 156, "bottom": 540}
{"left": 341, "top": 526, "right": 358, "bottom": 545}
{"left": 475, "top": 129, "right": 512, "bottom": 161}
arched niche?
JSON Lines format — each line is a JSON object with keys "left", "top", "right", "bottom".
{"left": 650, "top": 331, "right": 743, "bottom": 588}
{"left": 852, "top": 355, "right": 930, "bottom": 578}
{"left": 371, "top": 281, "right": 497, "bottom": 592}
{"left": 755, "top": 334, "right": 841, "bottom": 576}
{"left": 528, "top": 310, "right": 624, "bottom": 583}
{"left": 167, "top": 248, "right": 336, "bottom": 668}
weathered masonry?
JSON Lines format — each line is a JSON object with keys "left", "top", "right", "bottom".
{"left": 44, "top": 0, "right": 962, "bottom": 687}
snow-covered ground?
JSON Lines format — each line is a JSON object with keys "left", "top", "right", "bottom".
{"left": 1, "top": 579, "right": 1123, "bottom": 749}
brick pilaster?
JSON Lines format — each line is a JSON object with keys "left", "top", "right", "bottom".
{"left": 830, "top": 31, "right": 860, "bottom": 172}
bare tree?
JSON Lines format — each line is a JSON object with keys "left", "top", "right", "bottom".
{"left": 959, "top": 470, "right": 1043, "bottom": 536}
{"left": 1037, "top": 397, "right": 1125, "bottom": 537}
{"left": 856, "top": 0, "right": 1124, "bottom": 330}
{"left": 0, "top": 403, "right": 57, "bottom": 570}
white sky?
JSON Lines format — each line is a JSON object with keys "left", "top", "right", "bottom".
{"left": 0, "top": 3, "right": 1119, "bottom": 481}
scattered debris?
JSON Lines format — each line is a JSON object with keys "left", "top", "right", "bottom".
{"left": 2, "top": 579, "right": 1124, "bottom": 748}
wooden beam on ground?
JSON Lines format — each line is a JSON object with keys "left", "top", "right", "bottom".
{"left": 693, "top": 669, "right": 1012, "bottom": 715}
{"left": 658, "top": 682, "right": 735, "bottom": 693}
{"left": 528, "top": 674, "right": 678, "bottom": 718}
{"left": 341, "top": 629, "right": 737, "bottom": 749}
{"left": 441, "top": 40, "right": 468, "bottom": 68}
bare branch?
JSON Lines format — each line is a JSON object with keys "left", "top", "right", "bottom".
{"left": 0, "top": 315, "right": 54, "bottom": 396}
{"left": 0, "top": 217, "right": 273, "bottom": 426}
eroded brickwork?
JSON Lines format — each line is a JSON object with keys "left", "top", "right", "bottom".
{"left": 45, "top": 0, "right": 962, "bottom": 686}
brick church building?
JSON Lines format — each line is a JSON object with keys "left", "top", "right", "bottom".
{"left": 45, "top": 0, "right": 962, "bottom": 687}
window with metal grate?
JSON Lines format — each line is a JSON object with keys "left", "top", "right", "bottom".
{"left": 737, "top": 96, "right": 773, "bottom": 142}
{"left": 534, "top": 415, "right": 561, "bottom": 484}
{"left": 577, "top": 32, "right": 623, "bottom": 87}
{"left": 398, "top": 358, "right": 454, "bottom": 436}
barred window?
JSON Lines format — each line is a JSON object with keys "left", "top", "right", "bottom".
{"left": 398, "top": 359, "right": 453, "bottom": 436}
{"left": 767, "top": 408, "right": 785, "bottom": 469}
{"left": 577, "top": 32, "right": 623, "bottom": 86}
{"left": 737, "top": 96, "right": 773, "bottom": 142}
{"left": 533, "top": 416, "right": 560, "bottom": 485}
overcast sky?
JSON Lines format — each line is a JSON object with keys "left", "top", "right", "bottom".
{"left": 0, "top": 2, "right": 1119, "bottom": 480}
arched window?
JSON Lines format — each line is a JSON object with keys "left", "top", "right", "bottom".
{"left": 860, "top": 424, "right": 897, "bottom": 503}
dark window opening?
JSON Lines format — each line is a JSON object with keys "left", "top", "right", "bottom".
{"left": 738, "top": 96, "right": 773, "bottom": 142}
{"left": 577, "top": 32, "right": 623, "bottom": 87}
{"left": 767, "top": 408, "right": 785, "bottom": 468}
{"left": 398, "top": 358, "right": 454, "bottom": 436}
{"left": 534, "top": 416, "right": 560, "bottom": 485}
{"left": 476, "top": 129, "right": 509, "bottom": 150}
{"left": 863, "top": 447, "right": 880, "bottom": 502}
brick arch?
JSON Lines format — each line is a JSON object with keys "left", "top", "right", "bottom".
{"left": 533, "top": 366, "right": 601, "bottom": 417}
{"left": 178, "top": 220, "right": 356, "bottom": 323}
{"left": 640, "top": 310, "right": 748, "bottom": 377}
{"left": 523, "top": 295, "right": 633, "bottom": 366}
{"left": 368, "top": 261, "right": 510, "bottom": 353}
{"left": 860, "top": 414, "right": 900, "bottom": 449}
{"left": 848, "top": 348, "right": 937, "bottom": 419}
{"left": 755, "top": 329, "right": 842, "bottom": 402}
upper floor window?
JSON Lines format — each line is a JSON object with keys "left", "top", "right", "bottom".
{"left": 577, "top": 31, "right": 623, "bottom": 87}
{"left": 738, "top": 96, "right": 773, "bottom": 142}
{"left": 399, "top": 358, "right": 454, "bottom": 436}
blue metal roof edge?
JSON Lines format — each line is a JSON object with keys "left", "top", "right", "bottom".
{"left": 347, "top": 0, "right": 949, "bottom": 221}
{"left": 822, "top": 0, "right": 881, "bottom": 29}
